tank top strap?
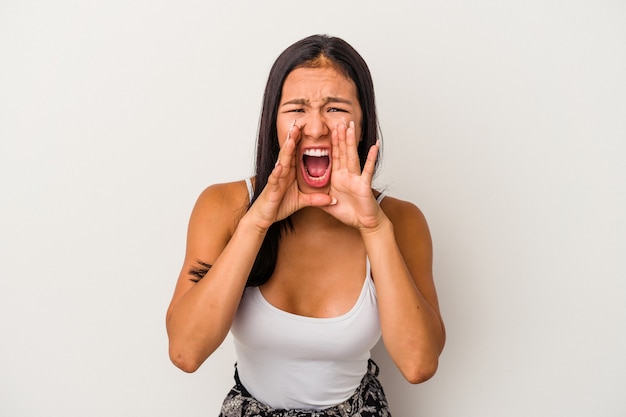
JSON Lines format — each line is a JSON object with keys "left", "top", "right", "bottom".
{"left": 244, "top": 177, "right": 254, "bottom": 203}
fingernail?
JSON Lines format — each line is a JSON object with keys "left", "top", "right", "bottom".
{"left": 330, "top": 197, "right": 337, "bottom": 205}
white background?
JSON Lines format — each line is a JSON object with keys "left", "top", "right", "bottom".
{"left": 1, "top": 1, "right": 625, "bottom": 416}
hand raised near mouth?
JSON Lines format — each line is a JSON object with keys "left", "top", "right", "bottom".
{"left": 322, "top": 120, "right": 385, "bottom": 231}
{"left": 247, "top": 121, "right": 337, "bottom": 231}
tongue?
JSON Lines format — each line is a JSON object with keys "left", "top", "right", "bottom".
{"left": 304, "top": 155, "right": 329, "bottom": 178}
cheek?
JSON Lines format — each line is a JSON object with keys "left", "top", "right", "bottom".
{"left": 277, "top": 131, "right": 285, "bottom": 148}
{"left": 354, "top": 111, "right": 364, "bottom": 141}
{"left": 276, "top": 120, "right": 289, "bottom": 148}
{"left": 355, "top": 123, "right": 364, "bottom": 143}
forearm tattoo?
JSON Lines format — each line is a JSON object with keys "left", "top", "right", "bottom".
{"left": 189, "top": 260, "right": 212, "bottom": 283}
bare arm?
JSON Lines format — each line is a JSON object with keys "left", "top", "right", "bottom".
{"left": 166, "top": 125, "right": 335, "bottom": 373}
{"left": 166, "top": 183, "right": 266, "bottom": 373}
{"left": 362, "top": 198, "right": 445, "bottom": 383}
{"left": 321, "top": 121, "right": 445, "bottom": 382}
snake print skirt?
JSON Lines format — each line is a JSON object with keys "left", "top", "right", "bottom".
{"left": 218, "top": 359, "right": 391, "bottom": 417}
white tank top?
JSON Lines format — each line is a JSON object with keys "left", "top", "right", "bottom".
{"left": 232, "top": 179, "right": 383, "bottom": 410}
{"left": 231, "top": 264, "right": 381, "bottom": 410}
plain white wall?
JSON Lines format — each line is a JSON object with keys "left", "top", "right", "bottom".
{"left": 1, "top": 1, "right": 625, "bottom": 416}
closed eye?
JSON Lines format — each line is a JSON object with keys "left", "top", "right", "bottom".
{"left": 328, "top": 107, "right": 348, "bottom": 113}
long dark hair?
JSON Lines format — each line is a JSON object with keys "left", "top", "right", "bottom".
{"left": 246, "top": 34, "right": 381, "bottom": 287}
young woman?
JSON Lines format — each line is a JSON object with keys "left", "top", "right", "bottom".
{"left": 166, "top": 34, "right": 445, "bottom": 416}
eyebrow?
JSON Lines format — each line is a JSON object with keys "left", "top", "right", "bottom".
{"left": 281, "top": 97, "right": 353, "bottom": 107}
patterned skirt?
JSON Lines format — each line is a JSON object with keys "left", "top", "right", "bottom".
{"left": 218, "top": 359, "right": 392, "bottom": 417}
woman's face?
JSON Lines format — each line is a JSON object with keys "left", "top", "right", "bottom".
{"left": 277, "top": 66, "right": 363, "bottom": 193}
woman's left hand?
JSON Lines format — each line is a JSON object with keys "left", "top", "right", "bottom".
{"left": 322, "top": 121, "right": 385, "bottom": 231}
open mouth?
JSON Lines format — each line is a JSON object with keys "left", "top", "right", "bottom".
{"left": 302, "top": 148, "right": 331, "bottom": 187}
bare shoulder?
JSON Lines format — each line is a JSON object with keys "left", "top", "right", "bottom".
{"left": 379, "top": 195, "right": 431, "bottom": 239}
{"left": 189, "top": 180, "right": 251, "bottom": 234}
{"left": 378, "top": 194, "right": 433, "bottom": 266}
{"left": 183, "top": 179, "right": 251, "bottom": 267}
{"left": 379, "top": 195, "right": 438, "bottom": 311}
{"left": 194, "top": 180, "right": 250, "bottom": 214}
{"left": 167, "top": 179, "right": 251, "bottom": 312}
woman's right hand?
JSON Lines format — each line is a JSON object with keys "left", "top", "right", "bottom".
{"left": 247, "top": 123, "right": 335, "bottom": 231}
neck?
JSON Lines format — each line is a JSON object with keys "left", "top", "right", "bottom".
{"left": 290, "top": 207, "right": 343, "bottom": 230}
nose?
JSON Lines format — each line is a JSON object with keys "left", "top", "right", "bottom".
{"left": 300, "top": 112, "right": 330, "bottom": 140}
